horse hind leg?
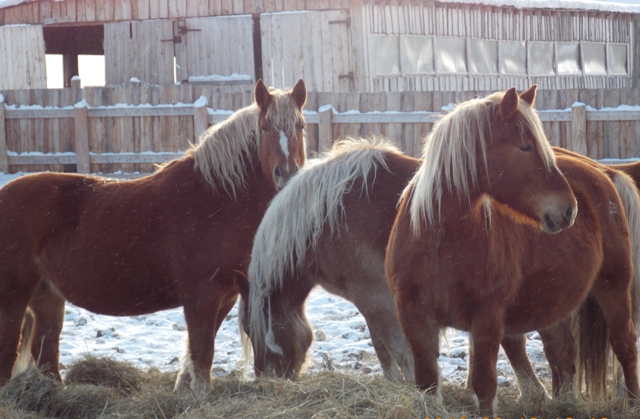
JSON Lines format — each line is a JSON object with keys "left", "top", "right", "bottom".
{"left": 591, "top": 277, "right": 640, "bottom": 402}
{"left": 28, "top": 281, "right": 65, "bottom": 382}
{"left": 0, "top": 301, "right": 31, "bottom": 384}
{"left": 500, "top": 334, "right": 551, "bottom": 403}
{"left": 12, "top": 308, "right": 36, "bottom": 377}
{"left": 538, "top": 318, "right": 576, "bottom": 399}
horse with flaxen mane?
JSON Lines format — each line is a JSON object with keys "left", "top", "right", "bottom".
{"left": 236, "top": 138, "right": 419, "bottom": 381}
{"left": 385, "top": 85, "right": 640, "bottom": 416}
{"left": 0, "top": 79, "right": 307, "bottom": 392}
{"left": 236, "top": 132, "right": 640, "bottom": 404}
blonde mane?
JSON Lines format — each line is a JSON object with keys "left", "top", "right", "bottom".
{"left": 404, "top": 90, "right": 556, "bottom": 235}
{"left": 244, "top": 137, "right": 404, "bottom": 353}
{"left": 191, "top": 88, "right": 305, "bottom": 200}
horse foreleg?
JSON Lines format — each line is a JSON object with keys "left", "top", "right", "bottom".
{"left": 175, "top": 293, "right": 238, "bottom": 394}
{"left": 538, "top": 318, "right": 576, "bottom": 398}
{"left": 470, "top": 315, "right": 503, "bottom": 417}
{"left": 28, "top": 282, "right": 65, "bottom": 382}
{"left": 500, "top": 334, "right": 550, "bottom": 403}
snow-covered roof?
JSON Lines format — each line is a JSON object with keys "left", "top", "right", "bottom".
{"left": 0, "top": 0, "right": 638, "bottom": 14}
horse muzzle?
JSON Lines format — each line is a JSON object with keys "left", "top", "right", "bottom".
{"left": 273, "top": 164, "right": 300, "bottom": 191}
{"left": 540, "top": 200, "right": 577, "bottom": 234}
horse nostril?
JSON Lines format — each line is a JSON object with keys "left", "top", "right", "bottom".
{"left": 274, "top": 166, "right": 282, "bottom": 178}
{"left": 565, "top": 204, "right": 574, "bottom": 221}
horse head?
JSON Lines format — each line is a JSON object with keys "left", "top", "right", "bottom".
{"left": 480, "top": 86, "right": 577, "bottom": 233}
{"left": 235, "top": 271, "right": 313, "bottom": 379}
{"left": 254, "top": 79, "right": 307, "bottom": 191}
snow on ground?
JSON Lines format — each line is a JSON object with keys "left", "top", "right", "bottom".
{"left": 0, "top": 171, "right": 554, "bottom": 390}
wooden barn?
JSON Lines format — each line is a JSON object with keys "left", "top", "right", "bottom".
{"left": 0, "top": 0, "right": 638, "bottom": 92}
{"left": 0, "top": 0, "right": 639, "bottom": 175}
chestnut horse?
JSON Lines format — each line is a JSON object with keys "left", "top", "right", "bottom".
{"left": 236, "top": 134, "right": 640, "bottom": 403}
{"left": 0, "top": 79, "right": 307, "bottom": 392}
{"left": 385, "top": 86, "right": 640, "bottom": 416}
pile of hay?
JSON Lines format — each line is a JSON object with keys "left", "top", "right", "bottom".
{"left": 0, "top": 356, "right": 637, "bottom": 418}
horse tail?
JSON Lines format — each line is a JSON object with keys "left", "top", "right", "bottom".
{"left": 575, "top": 295, "right": 609, "bottom": 399}
{"left": 611, "top": 170, "right": 640, "bottom": 330}
{"left": 12, "top": 308, "right": 35, "bottom": 377}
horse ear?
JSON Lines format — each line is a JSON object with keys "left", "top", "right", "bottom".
{"left": 233, "top": 270, "right": 250, "bottom": 302}
{"left": 519, "top": 85, "right": 537, "bottom": 107}
{"left": 500, "top": 87, "right": 519, "bottom": 120}
{"left": 291, "top": 79, "right": 307, "bottom": 109}
{"left": 254, "top": 79, "right": 272, "bottom": 111}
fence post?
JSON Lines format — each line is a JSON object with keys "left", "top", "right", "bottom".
{"left": 318, "top": 105, "right": 334, "bottom": 152}
{"left": 193, "top": 96, "right": 209, "bottom": 140}
{"left": 74, "top": 99, "right": 90, "bottom": 174}
{"left": 571, "top": 102, "right": 587, "bottom": 155}
{"left": 0, "top": 95, "right": 8, "bottom": 173}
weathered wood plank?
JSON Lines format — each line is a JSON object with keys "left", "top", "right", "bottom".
{"left": 74, "top": 100, "right": 90, "bottom": 173}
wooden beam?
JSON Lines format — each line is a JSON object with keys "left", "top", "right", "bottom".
{"left": 318, "top": 105, "right": 333, "bottom": 152}
{"left": 193, "top": 96, "right": 209, "bottom": 140}
{"left": 0, "top": 95, "right": 8, "bottom": 173}
{"left": 571, "top": 102, "right": 587, "bottom": 155}
{"left": 74, "top": 100, "right": 90, "bottom": 173}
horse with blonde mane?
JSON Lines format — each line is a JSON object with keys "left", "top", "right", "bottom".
{"left": 0, "top": 79, "right": 307, "bottom": 392}
{"left": 235, "top": 133, "right": 640, "bottom": 404}
{"left": 236, "top": 137, "right": 419, "bottom": 381}
{"left": 386, "top": 85, "right": 640, "bottom": 416}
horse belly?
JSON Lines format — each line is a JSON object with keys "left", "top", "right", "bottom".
{"left": 38, "top": 248, "right": 180, "bottom": 316}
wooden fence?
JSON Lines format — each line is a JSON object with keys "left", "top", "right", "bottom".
{"left": 1, "top": 82, "right": 640, "bottom": 174}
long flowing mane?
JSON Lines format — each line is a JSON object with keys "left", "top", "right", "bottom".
{"left": 190, "top": 88, "right": 305, "bottom": 199}
{"left": 404, "top": 90, "right": 556, "bottom": 234}
{"left": 245, "top": 137, "right": 405, "bottom": 351}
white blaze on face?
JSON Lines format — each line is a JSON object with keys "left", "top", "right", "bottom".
{"left": 279, "top": 130, "right": 290, "bottom": 159}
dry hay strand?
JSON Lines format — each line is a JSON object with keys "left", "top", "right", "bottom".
{"left": 2, "top": 361, "right": 640, "bottom": 418}
{"left": 64, "top": 354, "right": 145, "bottom": 394}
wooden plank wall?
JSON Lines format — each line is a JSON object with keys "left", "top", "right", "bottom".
{"left": 1, "top": 84, "right": 640, "bottom": 175}
{"left": 363, "top": 3, "right": 634, "bottom": 92}
{"left": 0, "top": 0, "right": 352, "bottom": 25}
{"left": 104, "top": 20, "right": 175, "bottom": 85}
{"left": 181, "top": 15, "right": 255, "bottom": 81}
{"left": 260, "top": 10, "right": 352, "bottom": 92}
{"left": 0, "top": 25, "right": 46, "bottom": 90}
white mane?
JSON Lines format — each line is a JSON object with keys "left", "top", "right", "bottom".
{"left": 190, "top": 88, "right": 305, "bottom": 200}
{"left": 245, "top": 137, "right": 404, "bottom": 351}
{"left": 404, "top": 91, "right": 556, "bottom": 235}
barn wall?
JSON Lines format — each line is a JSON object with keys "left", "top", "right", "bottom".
{"left": 0, "top": 0, "right": 351, "bottom": 25}
{"left": 361, "top": 2, "right": 635, "bottom": 92}
{"left": 0, "top": 25, "right": 46, "bottom": 89}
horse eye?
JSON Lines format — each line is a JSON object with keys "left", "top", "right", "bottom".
{"left": 519, "top": 143, "right": 533, "bottom": 153}
{"left": 261, "top": 125, "right": 269, "bottom": 133}
{"left": 297, "top": 122, "right": 305, "bottom": 131}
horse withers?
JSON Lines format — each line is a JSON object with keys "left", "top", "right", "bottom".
{"left": 385, "top": 85, "right": 640, "bottom": 416}
{"left": 0, "top": 79, "right": 307, "bottom": 393}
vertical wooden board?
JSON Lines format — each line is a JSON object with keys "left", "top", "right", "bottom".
{"left": 260, "top": 14, "right": 273, "bottom": 85}
{"left": 308, "top": 11, "right": 327, "bottom": 92}
{"left": 270, "top": 13, "right": 284, "bottom": 88}
{"left": 335, "top": 10, "right": 351, "bottom": 92}
{"left": 84, "top": 0, "right": 96, "bottom": 21}
{"left": 320, "top": 11, "right": 334, "bottom": 92}
{"left": 40, "top": 0, "right": 53, "bottom": 22}
{"left": 159, "top": 0, "right": 168, "bottom": 18}
{"left": 299, "top": 12, "right": 315, "bottom": 90}
{"left": 149, "top": 0, "right": 159, "bottom": 18}
{"left": 342, "top": 93, "right": 361, "bottom": 138}
{"left": 603, "top": 89, "right": 620, "bottom": 158}
{"left": 401, "top": 91, "right": 415, "bottom": 157}
{"left": 278, "top": 13, "right": 293, "bottom": 86}
{"left": 132, "top": 0, "right": 153, "bottom": 20}
{"left": 177, "top": 0, "right": 187, "bottom": 17}
{"left": 65, "top": 0, "right": 77, "bottom": 23}
{"left": 289, "top": 13, "right": 304, "bottom": 89}
{"left": 168, "top": 0, "right": 178, "bottom": 17}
